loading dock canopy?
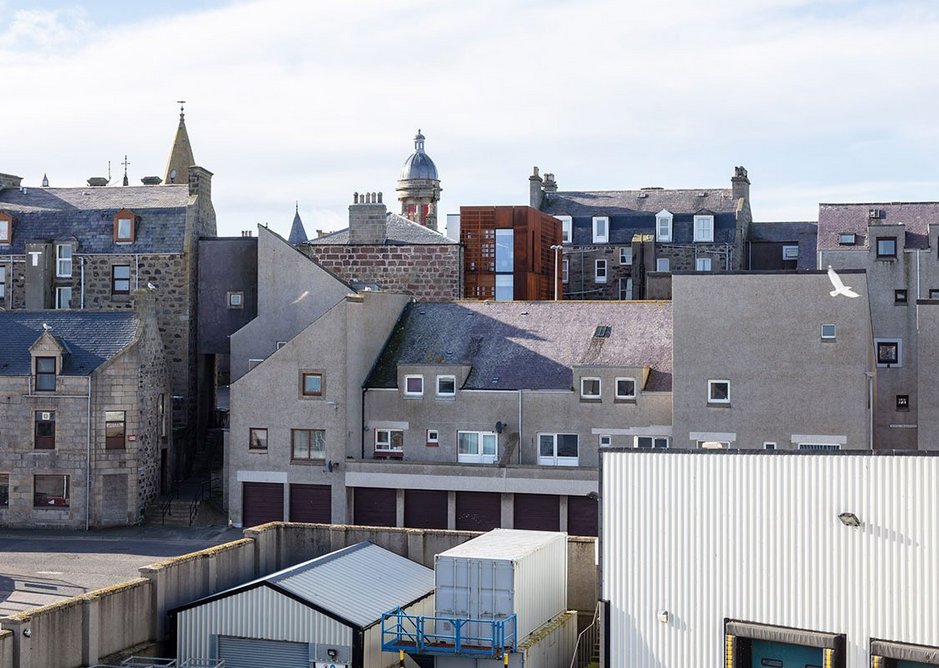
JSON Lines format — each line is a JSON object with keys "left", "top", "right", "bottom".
{"left": 871, "top": 639, "right": 939, "bottom": 664}
{"left": 725, "top": 620, "right": 842, "bottom": 649}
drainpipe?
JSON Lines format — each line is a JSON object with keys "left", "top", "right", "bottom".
{"left": 517, "top": 390, "right": 523, "bottom": 465}
{"left": 866, "top": 371, "right": 874, "bottom": 450}
{"left": 80, "top": 256, "right": 85, "bottom": 309}
{"left": 134, "top": 254, "right": 139, "bottom": 291}
{"left": 85, "top": 375, "right": 92, "bottom": 531}
{"left": 361, "top": 387, "right": 367, "bottom": 459}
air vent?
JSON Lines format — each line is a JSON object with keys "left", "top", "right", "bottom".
{"left": 594, "top": 325, "right": 612, "bottom": 338}
{"left": 869, "top": 209, "right": 883, "bottom": 220}
{"left": 637, "top": 193, "right": 649, "bottom": 199}
{"left": 697, "top": 192, "right": 708, "bottom": 197}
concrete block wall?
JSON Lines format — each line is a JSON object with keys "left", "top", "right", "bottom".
{"left": 0, "top": 630, "right": 12, "bottom": 668}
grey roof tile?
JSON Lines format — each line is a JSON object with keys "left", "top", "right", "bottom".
{"left": 307, "top": 212, "right": 458, "bottom": 246}
{"left": 542, "top": 188, "right": 737, "bottom": 216}
{"left": 817, "top": 202, "right": 939, "bottom": 251}
{"left": 367, "top": 300, "right": 673, "bottom": 392}
{"left": 0, "top": 311, "right": 137, "bottom": 376}
{"left": 0, "top": 185, "right": 191, "bottom": 254}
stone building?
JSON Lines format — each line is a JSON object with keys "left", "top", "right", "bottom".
{"left": 0, "top": 110, "right": 216, "bottom": 467}
{"left": 0, "top": 295, "right": 170, "bottom": 528}
{"left": 300, "top": 192, "right": 461, "bottom": 301}
{"left": 530, "top": 166, "right": 753, "bottom": 299}
{"left": 396, "top": 130, "right": 441, "bottom": 231}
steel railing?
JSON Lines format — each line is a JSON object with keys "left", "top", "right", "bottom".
{"left": 569, "top": 601, "right": 602, "bottom": 668}
{"left": 382, "top": 607, "right": 517, "bottom": 657}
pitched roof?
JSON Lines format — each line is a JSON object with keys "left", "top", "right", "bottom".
{"left": 172, "top": 542, "right": 434, "bottom": 629}
{"left": 288, "top": 208, "right": 308, "bottom": 245}
{"left": 0, "top": 185, "right": 191, "bottom": 254}
{"left": 0, "top": 311, "right": 138, "bottom": 376}
{"left": 542, "top": 188, "right": 738, "bottom": 216}
{"left": 749, "top": 221, "right": 818, "bottom": 271}
{"left": 817, "top": 202, "right": 939, "bottom": 251}
{"left": 366, "top": 300, "right": 673, "bottom": 391}
{"left": 306, "top": 212, "right": 458, "bottom": 246}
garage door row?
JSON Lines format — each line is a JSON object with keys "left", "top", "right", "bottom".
{"left": 242, "top": 482, "right": 331, "bottom": 528}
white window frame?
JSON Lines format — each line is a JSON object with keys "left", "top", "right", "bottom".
{"left": 634, "top": 435, "right": 669, "bottom": 449}
{"left": 0, "top": 266, "right": 5, "bottom": 299}
{"left": 538, "top": 433, "right": 579, "bottom": 466}
{"left": 764, "top": 442, "right": 777, "bottom": 450}
{"left": 115, "top": 218, "right": 134, "bottom": 243}
{"left": 436, "top": 374, "right": 456, "bottom": 398}
{"left": 581, "top": 377, "right": 601, "bottom": 399}
{"left": 0, "top": 218, "right": 9, "bottom": 244}
{"left": 598, "top": 434, "right": 612, "bottom": 447}
{"left": 55, "top": 244, "right": 72, "bottom": 278}
{"left": 821, "top": 324, "right": 836, "bottom": 340}
{"left": 426, "top": 429, "right": 439, "bottom": 445}
{"left": 695, "top": 257, "right": 712, "bottom": 271}
{"left": 457, "top": 430, "right": 497, "bottom": 464}
{"left": 403, "top": 374, "right": 424, "bottom": 397}
{"left": 708, "top": 379, "right": 731, "bottom": 404}
{"left": 693, "top": 214, "right": 714, "bottom": 242}
{"left": 656, "top": 210, "right": 673, "bottom": 242}
{"left": 556, "top": 215, "right": 572, "bottom": 244}
{"left": 618, "top": 277, "right": 633, "bottom": 300}
{"left": 874, "top": 337, "right": 902, "bottom": 368}
{"left": 620, "top": 247, "right": 633, "bottom": 265}
{"left": 595, "top": 259, "right": 607, "bottom": 284}
{"left": 562, "top": 259, "right": 569, "bottom": 284}
{"left": 782, "top": 244, "right": 799, "bottom": 260}
{"left": 247, "top": 358, "right": 264, "bottom": 371}
{"left": 614, "top": 377, "right": 637, "bottom": 400}
{"left": 55, "top": 286, "right": 71, "bottom": 310}
{"left": 656, "top": 258, "right": 670, "bottom": 272}
{"left": 592, "top": 216, "right": 609, "bottom": 244}
{"left": 375, "top": 428, "right": 404, "bottom": 453}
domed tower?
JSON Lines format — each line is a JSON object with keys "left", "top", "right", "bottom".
{"left": 396, "top": 129, "right": 441, "bottom": 231}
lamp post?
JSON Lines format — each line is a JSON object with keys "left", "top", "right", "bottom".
{"left": 550, "top": 244, "right": 563, "bottom": 301}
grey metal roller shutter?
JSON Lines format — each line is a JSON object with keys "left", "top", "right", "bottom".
{"left": 217, "top": 635, "right": 310, "bottom": 668}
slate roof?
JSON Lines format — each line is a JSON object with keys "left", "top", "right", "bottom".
{"left": 0, "top": 185, "right": 191, "bottom": 254}
{"left": 817, "top": 202, "right": 939, "bottom": 251}
{"left": 749, "top": 221, "right": 818, "bottom": 271}
{"left": 288, "top": 209, "right": 308, "bottom": 245}
{"left": 306, "top": 212, "right": 457, "bottom": 245}
{"left": 367, "top": 300, "right": 673, "bottom": 392}
{"left": 0, "top": 311, "right": 138, "bottom": 376}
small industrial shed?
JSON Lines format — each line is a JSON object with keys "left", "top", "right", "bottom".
{"left": 172, "top": 542, "right": 434, "bottom": 668}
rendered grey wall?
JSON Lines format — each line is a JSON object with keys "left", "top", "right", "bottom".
{"left": 197, "top": 237, "right": 258, "bottom": 355}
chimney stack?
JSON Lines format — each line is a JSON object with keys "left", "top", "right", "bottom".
{"left": 349, "top": 191, "right": 387, "bottom": 244}
{"left": 543, "top": 173, "right": 558, "bottom": 194}
{"left": 731, "top": 166, "right": 750, "bottom": 205}
{"left": 0, "top": 173, "right": 23, "bottom": 191}
{"left": 529, "top": 166, "right": 544, "bottom": 209}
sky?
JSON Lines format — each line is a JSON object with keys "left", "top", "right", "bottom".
{"left": 3, "top": 0, "right": 939, "bottom": 239}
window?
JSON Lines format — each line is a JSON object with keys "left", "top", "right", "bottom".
{"left": 598, "top": 435, "right": 612, "bottom": 447}
{"left": 556, "top": 215, "right": 572, "bottom": 244}
{"left": 821, "top": 324, "right": 836, "bottom": 340}
{"left": 55, "top": 287, "right": 72, "bottom": 310}
{"left": 426, "top": 429, "right": 439, "bottom": 446}
{"left": 0, "top": 266, "right": 5, "bottom": 299}
{"left": 896, "top": 395, "right": 910, "bottom": 411}
{"left": 838, "top": 233, "right": 856, "bottom": 245}
{"left": 562, "top": 259, "right": 569, "bottom": 284}
{"left": 618, "top": 277, "right": 633, "bottom": 300}
{"left": 708, "top": 379, "right": 730, "bottom": 404}
{"left": 592, "top": 216, "right": 609, "bottom": 243}
{"left": 436, "top": 375, "right": 456, "bottom": 397}
{"left": 495, "top": 274, "right": 514, "bottom": 301}
{"left": 0, "top": 473, "right": 7, "bottom": 507}
{"left": 656, "top": 258, "right": 670, "bottom": 272}
{"left": 35, "top": 411, "right": 55, "bottom": 449}
{"left": 581, "top": 377, "right": 601, "bottom": 399}
{"left": 693, "top": 215, "right": 714, "bottom": 242}
{"left": 620, "top": 247, "right": 633, "bottom": 265}
{"left": 248, "top": 427, "right": 268, "bottom": 450}
{"left": 247, "top": 358, "right": 263, "bottom": 371}
{"left": 227, "top": 291, "right": 244, "bottom": 309}
{"left": 300, "top": 372, "right": 323, "bottom": 397}
{"left": 35, "top": 357, "right": 56, "bottom": 391}
{"left": 0, "top": 214, "right": 10, "bottom": 244}
{"left": 159, "top": 393, "right": 166, "bottom": 438}
{"left": 34, "top": 474, "right": 69, "bottom": 507}
{"left": 375, "top": 429, "right": 404, "bottom": 455}
{"left": 895, "top": 289, "right": 908, "bottom": 304}
{"left": 695, "top": 257, "right": 711, "bottom": 271}
{"left": 875, "top": 338, "right": 902, "bottom": 367}
{"left": 403, "top": 375, "right": 424, "bottom": 397}
{"left": 595, "top": 259, "right": 607, "bottom": 283}
{"left": 782, "top": 245, "right": 799, "bottom": 260}
{"left": 615, "top": 377, "right": 636, "bottom": 400}
{"left": 291, "top": 429, "right": 325, "bottom": 461}
{"left": 798, "top": 443, "right": 841, "bottom": 451}
{"left": 656, "top": 210, "right": 672, "bottom": 242}
{"left": 495, "top": 229, "right": 513, "bottom": 272}
{"left": 111, "top": 265, "right": 131, "bottom": 295}
{"left": 56, "top": 244, "right": 72, "bottom": 277}
{"left": 457, "top": 431, "right": 497, "bottom": 464}
{"left": 764, "top": 442, "right": 777, "bottom": 450}
{"left": 697, "top": 440, "right": 730, "bottom": 449}
{"left": 635, "top": 436, "right": 668, "bottom": 449}
{"left": 538, "top": 433, "right": 579, "bottom": 466}
{"left": 930, "top": 289, "right": 939, "bottom": 300}
{"left": 114, "top": 214, "right": 135, "bottom": 243}
{"left": 276, "top": 341, "right": 288, "bottom": 350}
{"left": 105, "top": 411, "right": 126, "bottom": 449}
{"left": 876, "top": 237, "right": 897, "bottom": 258}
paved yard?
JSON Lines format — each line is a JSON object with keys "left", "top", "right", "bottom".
{"left": 0, "top": 525, "right": 242, "bottom": 617}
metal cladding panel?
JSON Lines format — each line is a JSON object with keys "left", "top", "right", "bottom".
{"left": 435, "top": 530, "right": 568, "bottom": 642}
{"left": 176, "top": 585, "right": 352, "bottom": 662}
{"left": 601, "top": 452, "right": 939, "bottom": 667}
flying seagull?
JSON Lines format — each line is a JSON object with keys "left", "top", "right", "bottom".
{"left": 828, "top": 265, "right": 860, "bottom": 298}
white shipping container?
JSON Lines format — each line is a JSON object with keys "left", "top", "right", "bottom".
{"left": 435, "top": 529, "right": 568, "bottom": 645}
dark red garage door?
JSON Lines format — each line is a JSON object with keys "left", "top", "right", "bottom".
{"left": 289, "top": 484, "right": 332, "bottom": 523}
{"left": 353, "top": 487, "right": 397, "bottom": 527}
{"left": 567, "top": 495, "right": 599, "bottom": 537}
{"left": 456, "top": 491, "right": 501, "bottom": 531}
{"left": 242, "top": 482, "right": 284, "bottom": 528}
{"left": 404, "top": 489, "right": 448, "bottom": 529}
{"left": 514, "top": 494, "right": 560, "bottom": 531}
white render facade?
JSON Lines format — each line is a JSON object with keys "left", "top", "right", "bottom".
{"left": 600, "top": 450, "right": 939, "bottom": 667}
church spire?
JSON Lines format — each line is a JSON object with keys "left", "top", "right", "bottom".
{"left": 163, "top": 101, "right": 195, "bottom": 185}
{"left": 288, "top": 202, "right": 308, "bottom": 245}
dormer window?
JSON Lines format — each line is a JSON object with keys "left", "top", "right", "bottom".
{"left": 113, "top": 208, "right": 136, "bottom": 243}
{"left": 656, "top": 210, "right": 673, "bottom": 242}
{"left": 35, "top": 357, "right": 56, "bottom": 391}
{"left": 693, "top": 215, "right": 714, "bottom": 242}
{"left": 592, "top": 216, "right": 609, "bottom": 244}
{"left": 0, "top": 212, "right": 11, "bottom": 244}
{"left": 556, "top": 215, "right": 572, "bottom": 244}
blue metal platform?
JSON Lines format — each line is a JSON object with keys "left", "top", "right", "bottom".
{"left": 381, "top": 607, "right": 517, "bottom": 657}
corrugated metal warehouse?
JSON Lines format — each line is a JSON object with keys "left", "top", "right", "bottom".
{"left": 172, "top": 542, "right": 434, "bottom": 668}
{"left": 600, "top": 451, "right": 939, "bottom": 667}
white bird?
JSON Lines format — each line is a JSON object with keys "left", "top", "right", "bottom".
{"left": 42, "top": 322, "right": 52, "bottom": 331}
{"left": 828, "top": 265, "right": 860, "bottom": 298}
{"left": 147, "top": 282, "right": 157, "bottom": 291}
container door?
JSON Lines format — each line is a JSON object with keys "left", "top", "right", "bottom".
{"left": 217, "top": 636, "right": 309, "bottom": 668}
{"left": 354, "top": 487, "right": 396, "bottom": 526}
{"left": 404, "top": 489, "right": 448, "bottom": 528}
{"left": 289, "top": 483, "right": 331, "bottom": 523}
{"left": 242, "top": 482, "right": 284, "bottom": 528}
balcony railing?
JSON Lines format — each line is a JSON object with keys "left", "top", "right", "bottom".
{"left": 381, "top": 607, "right": 517, "bottom": 657}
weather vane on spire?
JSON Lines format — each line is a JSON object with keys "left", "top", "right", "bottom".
{"left": 177, "top": 100, "right": 186, "bottom": 120}
{"left": 121, "top": 154, "right": 131, "bottom": 186}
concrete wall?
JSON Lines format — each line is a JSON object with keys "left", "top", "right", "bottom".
{"left": 0, "top": 630, "right": 12, "bottom": 668}
{"left": 197, "top": 237, "right": 258, "bottom": 355}
{"left": 916, "top": 300, "right": 939, "bottom": 449}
